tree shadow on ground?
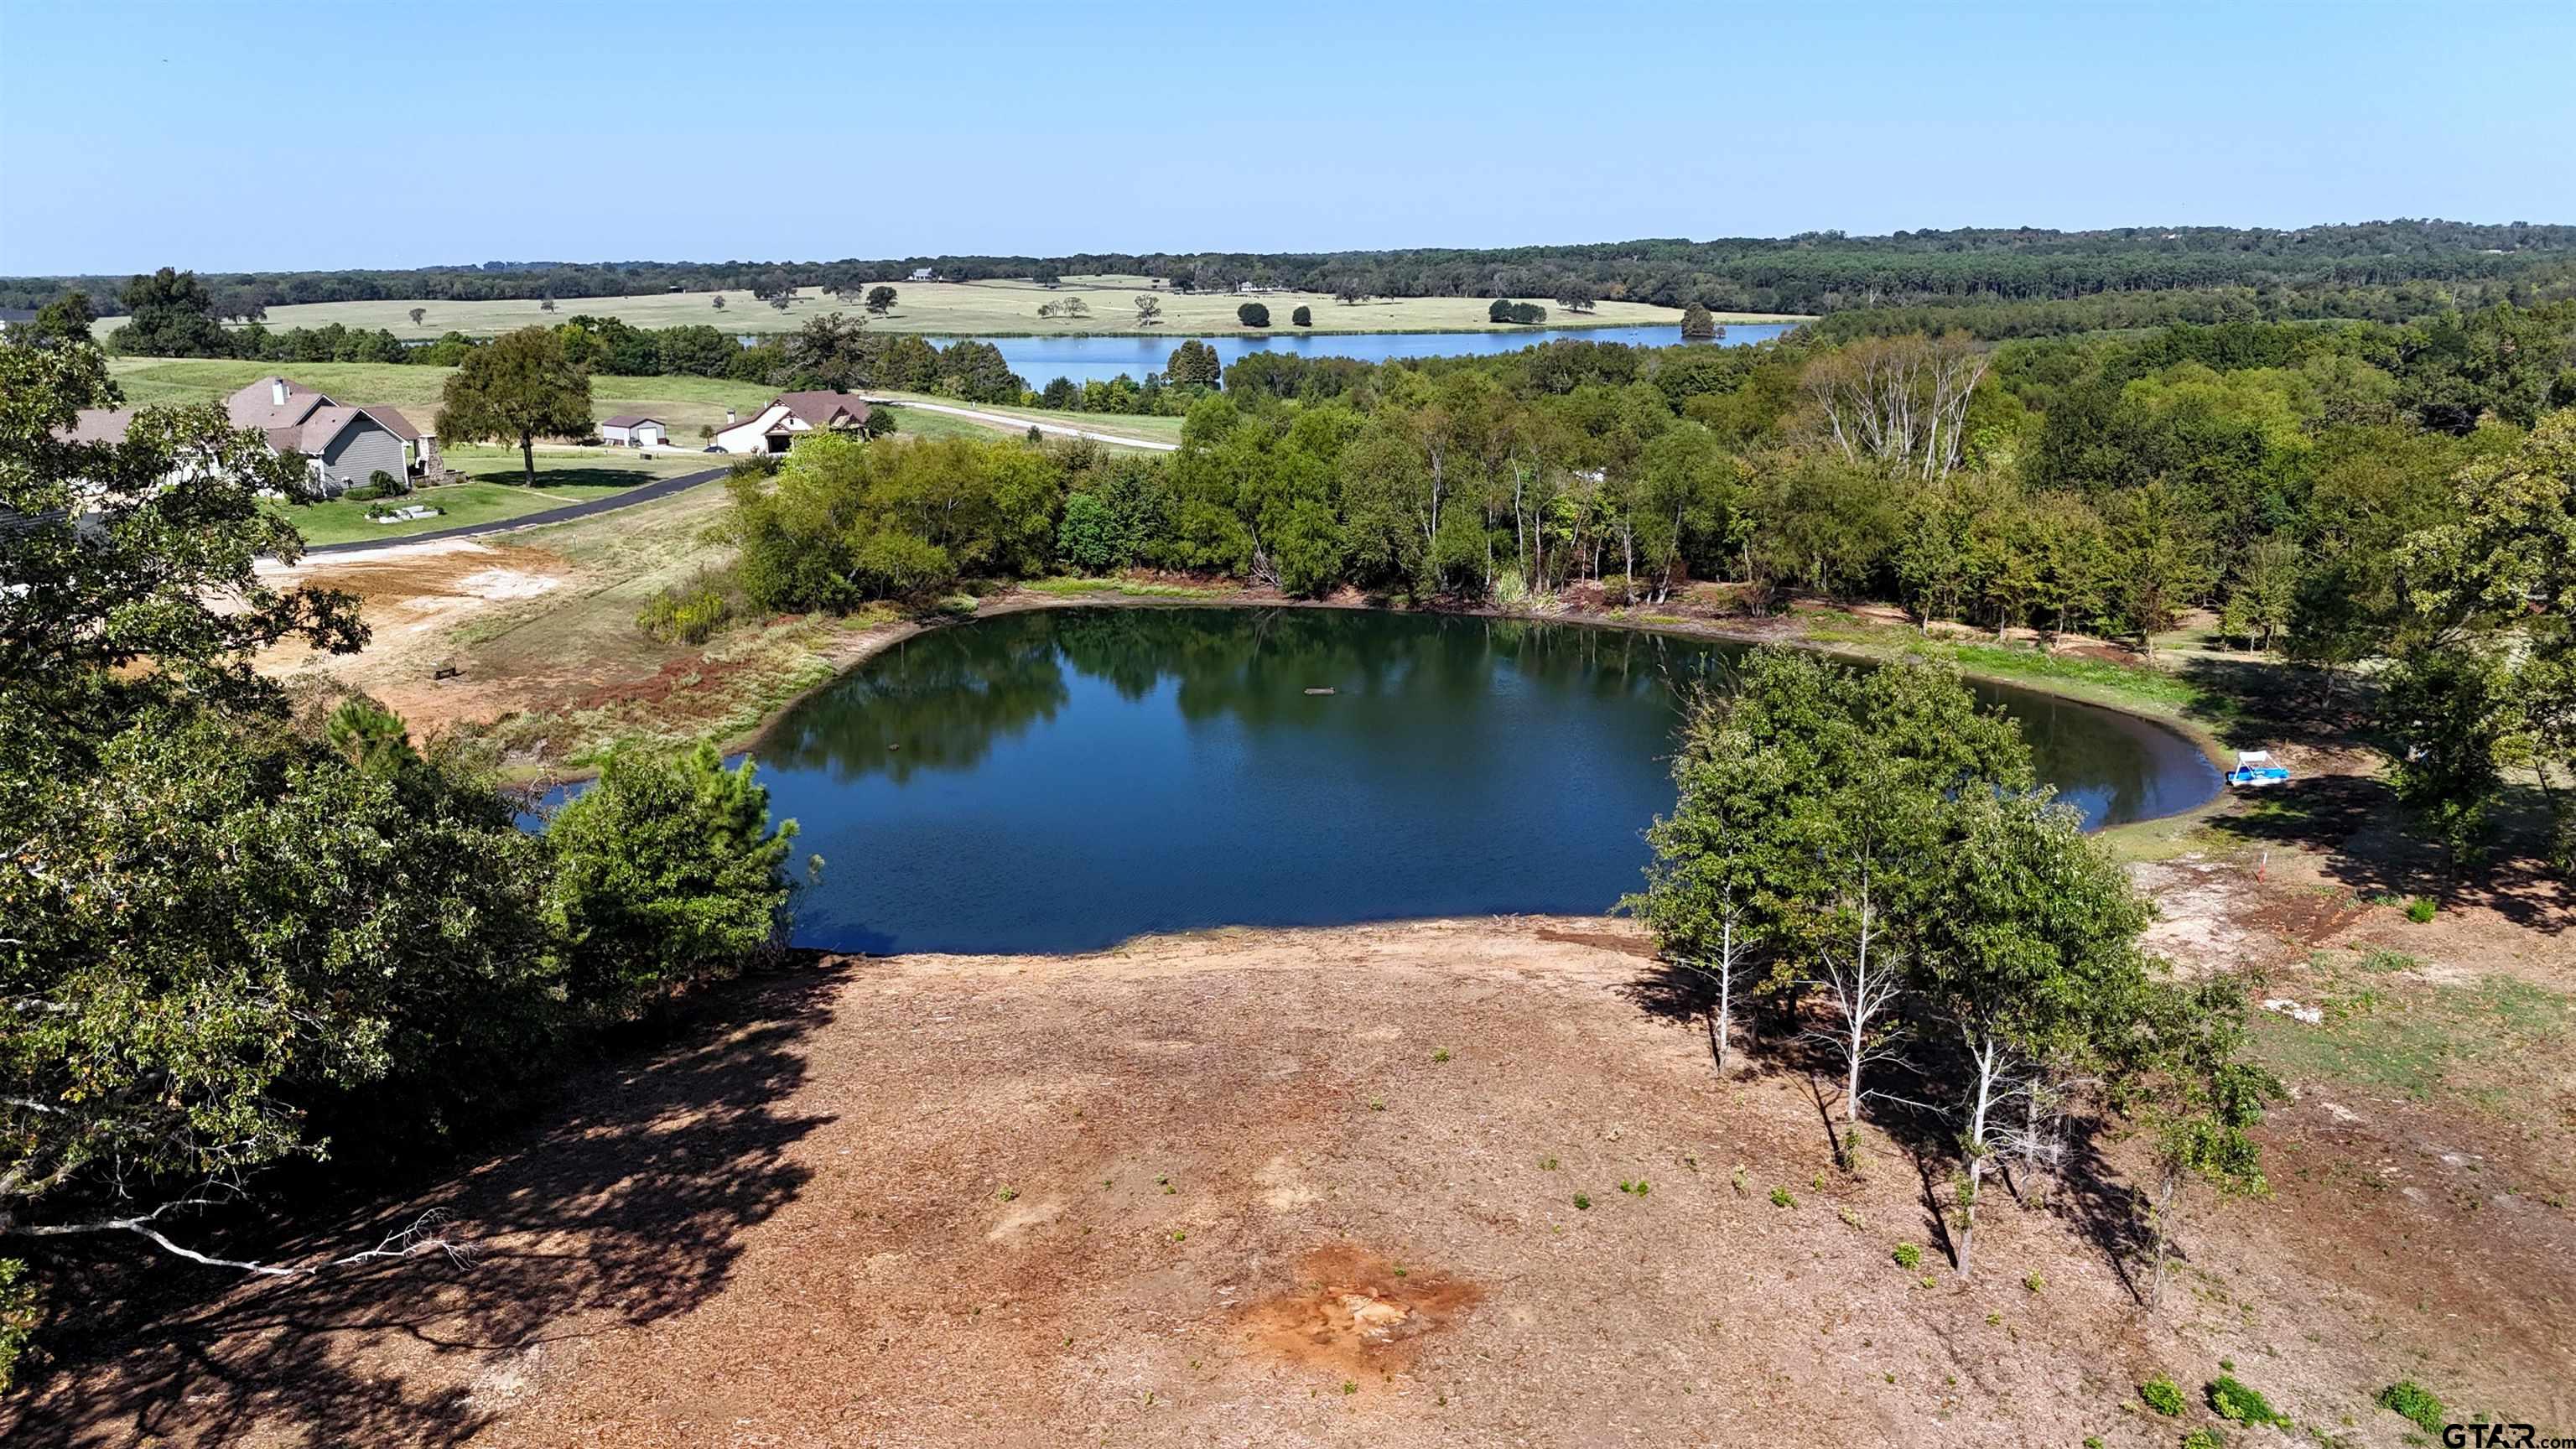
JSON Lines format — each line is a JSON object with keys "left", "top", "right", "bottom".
{"left": 1617, "top": 961, "right": 2171, "bottom": 1297}
{"left": 2173, "top": 656, "right": 2572, "bottom": 935}
{"left": 10, "top": 963, "right": 849, "bottom": 1449}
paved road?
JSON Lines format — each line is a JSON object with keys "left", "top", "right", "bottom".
{"left": 859, "top": 397, "right": 1180, "bottom": 451}
{"left": 302, "top": 465, "right": 730, "bottom": 556}
{"left": 299, "top": 403, "right": 1173, "bottom": 558}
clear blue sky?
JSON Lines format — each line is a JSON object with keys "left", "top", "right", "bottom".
{"left": 2, "top": 0, "right": 2569, "bottom": 275}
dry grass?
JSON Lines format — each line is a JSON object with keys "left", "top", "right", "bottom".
{"left": 25, "top": 901, "right": 2573, "bottom": 1445}
{"left": 111, "top": 274, "right": 1806, "bottom": 341}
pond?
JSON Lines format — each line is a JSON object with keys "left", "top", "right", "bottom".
{"left": 931, "top": 323, "right": 1797, "bottom": 389}
{"left": 744, "top": 608, "right": 2219, "bottom": 955}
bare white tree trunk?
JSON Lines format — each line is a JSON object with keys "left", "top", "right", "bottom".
{"left": 1806, "top": 882, "right": 1904, "bottom": 1153}
{"left": 1951, "top": 1029, "right": 2014, "bottom": 1280}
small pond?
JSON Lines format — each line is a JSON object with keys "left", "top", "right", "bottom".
{"left": 932, "top": 323, "right": 1797, "bottom": 389}
{"left": 740, "top": 608, "right": 2217, "bottom": 955}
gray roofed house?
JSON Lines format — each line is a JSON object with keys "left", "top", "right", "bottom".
{"left": 55, "top": 377, "right": 440, "bottom": 496}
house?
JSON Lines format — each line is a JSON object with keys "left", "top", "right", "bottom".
{"left": 600, "top": 415, "right": 667, "bottom": 448}
{"left": 58, "top": 377, "right": 439, "bottom": 496}
{"left": 710, "top": 392, "right": 873, "bottom": 454}
{"left": 908, "top": 267, "right": 936, "bottom": 282}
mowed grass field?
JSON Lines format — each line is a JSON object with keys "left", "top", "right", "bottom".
{"left": 110, "top": 274, "right": 1807, "bottom": 342}
{"left": 106, "top": 356, "right": 778, "bottom": 436}
{"left": 104, "top": 357, "right": 1182, "bottom": 450}
{"left": 260, "top": 446, "right": 715, "bottom": 546}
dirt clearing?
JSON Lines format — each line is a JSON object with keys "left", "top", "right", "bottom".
{"left": 20, "top": 905, "right": 2572, "bottom": 1447}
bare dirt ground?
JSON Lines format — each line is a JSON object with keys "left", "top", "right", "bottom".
{"left": 18, "top": 870, "right": 2573, "bottom": 1447}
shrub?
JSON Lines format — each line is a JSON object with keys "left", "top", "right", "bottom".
{"left": 2023, "top": 1272, "right": 2045, "bottom": 1294}
{"left": 0, "top": 1258, "right": 37, "bottom": 1392}
{"left": 1237, "top": 302, "right": 1270, "bottom": 328}
{"left": 2376, "top": 1381, "right": 2446, "bottom": 1434}
{"left": 2405, "top": 896, "right": 2437, "bottom": 922}
{"left": 1291, "top": 305, "right": 1312, "bottom": 327}
{"left": 636, "top": 576, "right": 735, "bottom": 644}
{"left": 1892, "top": 1243, "right": 1923, "bottom": 1270}
{"left": 2206, "top": 1375, "right": 2289, "bottom": 1428}
{"left": 367, "top": 467, "right": 408, "bottom": 496}
{"left": 342, "top": 481, "right": 387, "bottom": 501}
{"left": 1768, "top": 1187, "right": 1795, "bottom": 1208}
{"left": 1573, "top": 1192, "right": 1591, "bottom": 1210}
{"left": 543, "top": 742, "right": 798, "bottom": 1018}
{"left": 2139, "top": 1376, "right": 2187, "bottom": 1416}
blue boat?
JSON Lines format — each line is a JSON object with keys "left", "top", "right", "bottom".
{"left": 2227, "top": 750, "right": 2291, "bottom": 787}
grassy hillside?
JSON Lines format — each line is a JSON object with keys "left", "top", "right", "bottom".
{"left": 116, "top": 276, "right": 1800, "bottom": 342}
{"left": 106, "top": 356, "right": 776, "bottom": 435}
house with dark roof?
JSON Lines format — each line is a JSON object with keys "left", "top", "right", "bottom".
{"left": 600, "top": 414, "right": 667, "bottom": 448}
{"left": 60, "top": 377, "right": 439, "bottom": 496}
{"left": 709, "top": 392, "right": 873, "bottom": 454}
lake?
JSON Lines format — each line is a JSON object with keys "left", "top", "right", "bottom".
{"left": 932, "top": 323, "right": 1797, "bottom": 389}
{"left": 745, "top": 608, "right": 2219, "bottom": 955}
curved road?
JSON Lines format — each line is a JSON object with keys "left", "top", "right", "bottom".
{"left": 304, "top": 465, "right": 732, "bottom": 556}
{"left": 302, "top": 404, "right": 1175, "bottom": 558}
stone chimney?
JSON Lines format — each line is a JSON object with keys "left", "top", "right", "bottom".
{"left": 270, "top": 378, "right": 288, "bottom": 407}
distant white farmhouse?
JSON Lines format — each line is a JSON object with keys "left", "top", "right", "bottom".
{"left": 59, "top": 377, "right": 435, "bottom": 496}
{"left": 600, "top": 414, "right": 667, "bottom": 448}
{"left": 709, "top": 392, "right": 874, "bottom": 455}
{"left": 908, "top": 267, "right": 937, "bottom": 282}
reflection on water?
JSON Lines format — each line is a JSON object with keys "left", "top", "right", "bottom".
{"left": 935, "top": 323, "right": 1798, "bottom": 388}
{"left": 750, "top": 609, "right": 2217, "bottom": 954}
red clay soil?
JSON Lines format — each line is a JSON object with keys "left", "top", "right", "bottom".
{"left": 14, "top": 911, "right": 2572, "bottom": 1447}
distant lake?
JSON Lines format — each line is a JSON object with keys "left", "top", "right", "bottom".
{"left": 737, "top": 608, "right": 2217, "bottom": 955}
{"left": 931, "top": 323, "right": 1797, "bottom": 389}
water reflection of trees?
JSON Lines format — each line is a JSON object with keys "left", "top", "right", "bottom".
{"left": 758, "top": 619, "right": 1072, "bottom": 782}
{"left": 751, "top": 608, "right": 2199, "bottom": 832}
{"left": 759, "top": 609, "right": 1728, "bottom": 784}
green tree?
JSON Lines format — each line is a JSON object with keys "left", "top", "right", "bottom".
{"left": 865, "top": 284, "right": 899, "bottom": 315}
{"left": 2395, "top": 412, "right": 2576, "bottom": 867}
{"left": 543, "top": 743, "right": 798, "bottom": 1018}
{"left": 434, "top": 325, "right": 595, "bottom": 485}
{"left": 1291, "top": 304, "right": 1313, "bottom": 327}
{"left": 1, "top": 341, "right": 561, "bottom": 1290}
{"left": 1237, "top": 302, "right": 1271, "bottom": 328}
{"left": 1134, "top": 294, "right": 1162, "bottom": 327}
{"left": 2134, "top": 979, "right": 2279, "bottom": 1310}
{"left": 25, "top": 290, "right": 96, "bottom": 348}
{"left": 1915, "top": 790, "right": 2151, "bottom": 1277}
{"left": 1166, "top": 339, "right": 1222, "bottom": 389}
{"left": 1680, "top": 302, "right": 1717, "bottom": 340}
{"left": 2104, "top": 480, "right": 2216, "bottom": 657}
{"left": 111, "top": 267, "right": 231, "bottom": 357}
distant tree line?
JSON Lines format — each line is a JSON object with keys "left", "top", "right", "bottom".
{"left": 19, "top": 221, "right": 2570, "bottom": 323}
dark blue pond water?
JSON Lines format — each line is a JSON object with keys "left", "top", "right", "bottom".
{"left": 731, "top": 609, "right": 2216, "bottom": 956}
{"left": 932, "top": 323, "right": 1796, "bottom": 388}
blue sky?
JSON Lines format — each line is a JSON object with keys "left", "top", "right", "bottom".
{"left": 2, "top": 0, "right": 2569, "bottom": 274}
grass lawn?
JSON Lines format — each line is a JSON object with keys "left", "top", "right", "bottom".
{"left": 105, "top": 276, "right": 1809, "bottom": 342}
{"left": 868, "top": 392, "right": 1182, "bottom": 447}
{"left": 103, "top": 358, "right": 1176, "bottom": 447}
{"left": 106, "top": 356, "right": 776, "bottom": 436}
{"left": 262, "top": 446, "right": 714, "bottom": 546}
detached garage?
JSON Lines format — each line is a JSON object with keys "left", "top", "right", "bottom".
{"left": 600, "top": 415, "right": 667, "bottom": 448}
